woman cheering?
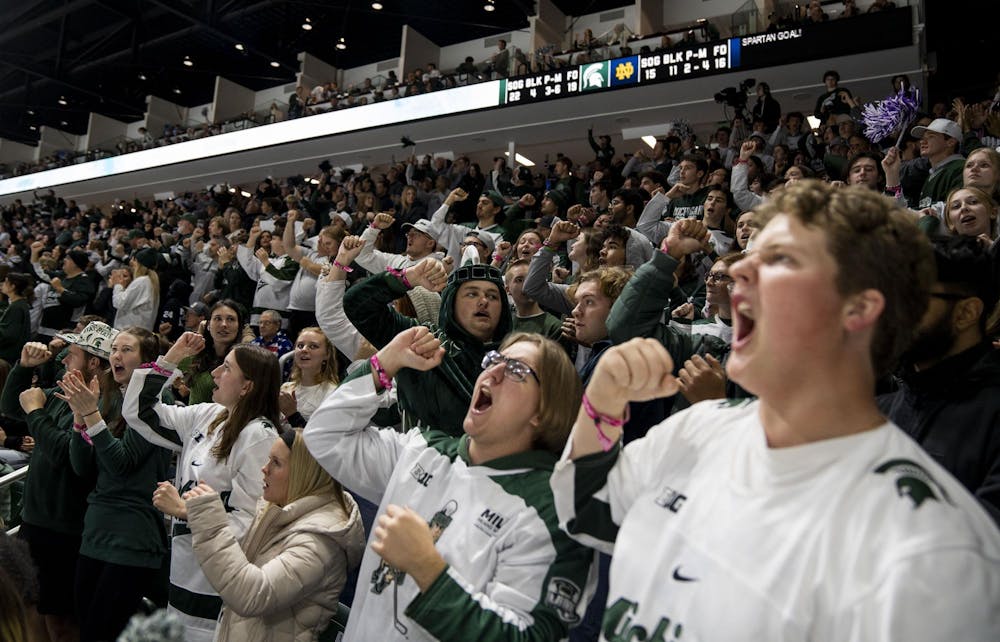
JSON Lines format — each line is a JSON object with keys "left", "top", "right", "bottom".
{"left": 124, "top": 332, "right": 279, "bottom": 642}
{"left": 183, "top": 428, "right": 364, "bottom": 641}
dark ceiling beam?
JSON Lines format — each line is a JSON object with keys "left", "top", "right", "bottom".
{"left": 0, "top": 0, "right": 104, "bottom": 49}
{"left": 142, "top": 0, "right": 293, "bottom": 73}
{"left": 65, "top": 20, "right": 134, "bottom": 69}
{"left": 0, "top": 59, "right": 144, "bottom": 117}
{"left": 4, "top": 0, "right": 57, "bottom": 32}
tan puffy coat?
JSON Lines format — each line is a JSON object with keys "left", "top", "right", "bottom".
{"left": 188, "top": 491, "right": 365, "bottom": 642}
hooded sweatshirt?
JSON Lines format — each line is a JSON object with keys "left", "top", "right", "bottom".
{"left": 343, "top": 265, "right": 513, "bottom": 435}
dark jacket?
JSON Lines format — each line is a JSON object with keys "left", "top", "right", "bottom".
{"left": 344, "top": 267, "right": 513, "bottom": 435}
{"left": 0, "top": 363, "right": 96, "bottom": 535}
{"left": 607, "top": 250, "right": 745, "bottom": 410}
{"left": 877, "top": 342, "right": 1000, "bottom": 524}
{"left": 0, "top": 298, "right": 31, "bottom": 364}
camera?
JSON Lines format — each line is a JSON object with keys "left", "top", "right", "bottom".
{"left": 714, "top": 78, "right": 756, "bottom": 118}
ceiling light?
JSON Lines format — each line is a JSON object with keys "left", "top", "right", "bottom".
{"left": 138, "top": 72, "right": 147, "bottom": 80}
{"left": 503, "top": 151, "right": 535, "bottom": 167}
{"left": 641, "top": 135, "right": 657, "bottom": 149}
{"left": 302, "top": 18, "right": 313, "bottom": 30}
{"left": 336, "top": 37, "right": 346, "bottom": 50}
{"left": 29, "top": 125, "right": 37, "bottom": 131}
{"left": 234, "top": 43, "right": 245, "bottom": 51}
{"left": 60, "top": 120, "right": 68, "bottom": 126}
{"left": 183, "top": 56, "right": 193, "bottom": 67}
{"left": 241, "top": 190, "right": 252, "bottom": 198}
{"left": 484, "top": 0, "right": 495, "bottom": 11}
{"left": 57, "top": 96, "right": 68, "bottom": 106}
{"left": 371, "top": 2, "right": 383, "bottom": 9}
{"left": 228, "top": 187, "right": 236, "bottom": 193}
{"left": 173, "top": 87, "right": 182, "bottom": 94}
{"left": 27, "top": 109, "right": 34, "bottom": 115}
{"left": 270, "top": 60, "right": 280, "bottom": 68}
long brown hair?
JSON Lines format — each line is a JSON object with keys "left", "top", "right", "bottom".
{"left": 102, "top": 327, "right": 160, "bottom": 438}
{"left": 206, "top": 344, "right": 283, "bottom": 462}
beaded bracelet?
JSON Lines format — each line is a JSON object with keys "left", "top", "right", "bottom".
{"left": 140, "top": 361, "right": 174, "bottom": 377}
{"left": 581, "top": 393, "right": 628, "bottom": 452}
{"left": 386, "top": 267, "right": 411, "bottom": 288}
{"left": 370, "top": 354, "right": 393, "bottom": 392}
{"left": 333, "top": 259, "right": 353, "bottom": 272}
{"left": 542, "top": 239, "right": 560, "bottom": 251}
{"left": 73, "top": 422, "right": 94, "bottom": 445}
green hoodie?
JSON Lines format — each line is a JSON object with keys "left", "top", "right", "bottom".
{"left": 0, "top": 363, "right": 96, "bottom": 535}
{"left": 344, "top": 265, "right": 513, "bottom": 435}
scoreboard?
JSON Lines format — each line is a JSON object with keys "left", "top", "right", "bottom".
{"left": 499, "top": 8, "right": 911, "bottom": 107}
{"left": 502, "top": 39, "right": 738, "bottom": 107}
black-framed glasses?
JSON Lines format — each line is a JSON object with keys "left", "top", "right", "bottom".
{"left": 481, "top": 350, "right": 540, "bottom": 383}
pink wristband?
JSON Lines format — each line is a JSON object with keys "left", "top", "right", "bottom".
{"left": 581, "top": 393, "right": 628, "bottom": 452}
{"left": 333, "top": 259, "right": 353, "bottom": 272}
{"left": 140, "top": 361, "right": 173, "bottom": 377}
{"left": 387, "top": 267, "right": 411, "bottom": 288}
{"left": 370, "top": 354, "right": 392, "bottom": 392}
{"left": 74, "top": 423, "right": 94, "bottom": 445}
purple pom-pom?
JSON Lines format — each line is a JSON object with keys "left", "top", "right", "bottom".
{"left": 862, "top": 88, "right": 921, "bottom": 143}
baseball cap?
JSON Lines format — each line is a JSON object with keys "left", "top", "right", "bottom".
{"left": 465, "top": 230, "right": 496, "bottom": 254}
{"left": 183, "top": 302, "right": 210, "bottom": 318}
{"left": 56, "top": 321, "right": 119, "bottom": 360}
{"left": 401, "top": 218, "right": 438, "bottom": 240}
{"left": 483, "top": 190, "right": 505, "bottom": 208}
{"left": 911, "top": 118, "right": 962, "bottom": 142}
{"left": 67, "top": 250, "right": 90, "bottom": 270}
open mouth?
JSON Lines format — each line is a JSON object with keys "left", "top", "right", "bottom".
{"left": 732, "top": 297, "right": 756, "bottom": 349}
{"left": 960, "top": 215, "right": 978, "bottom": 227}
{"left": 113, "top": 364, "right": 126, "bottom": 376}
{"left": 472, "top": 385, "right": 493, "bottom": 414}
{"left": 474, "top": 311, "right": 491, "bottom": 320}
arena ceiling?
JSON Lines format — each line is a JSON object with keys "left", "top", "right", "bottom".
{"left": 0, "top": 0, "right": 631, "bottom": 144}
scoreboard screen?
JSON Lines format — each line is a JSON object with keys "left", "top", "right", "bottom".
{"left": 500, "top": 8, "right": 910, "bottom": 107}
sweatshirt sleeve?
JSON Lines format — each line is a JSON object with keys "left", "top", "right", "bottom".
{"left": 522, "top": 248, "right": 573, "bottom": 318}
{"left": 636, "top": 192, "right": 670, "bottom": 245}
{"left": 123, "top": 358, "right": 214, "bottom": 452}
{"left": 731, "top": 162, "right": 763, "bottom": 213}
{"left": 315, "top": 279, "right": 363, "bottom": 361}
{"left": 354, "top": 225, "right": 393, "bottom": 274}
{"left": 111, "top": 276, "right": 153, "bottom": 315}
{"left": 343, "top": 271, "right": 418, "bottom": 349}
{"left": 303, "top": 375, "right": 415, "bottom": 506}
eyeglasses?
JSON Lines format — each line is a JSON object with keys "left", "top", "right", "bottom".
{"left": 705, "top": 271, "right": 733, "bottom": 284}
{"left": 481, "top": 350, "right": 540, "bottom": 383}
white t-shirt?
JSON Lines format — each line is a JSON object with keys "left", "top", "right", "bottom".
{"left": 551, "top": 399, "right": 1000, "bottom": 641}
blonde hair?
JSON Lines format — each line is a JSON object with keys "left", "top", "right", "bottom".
{"left": 284, "top": 429, "right": 349, "bottom": 512}
{"left": 289, "top": 327, "right": 339, "bottom": 386}
{"left": 944, "top": 185, "right": 998, "bottom": 237}
{"left": 132, "top": 261, "right": 160, "bottom": 311}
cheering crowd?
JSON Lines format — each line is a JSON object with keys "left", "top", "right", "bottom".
{"left": 1, "top": 67, "right": 999, "bottom": 642}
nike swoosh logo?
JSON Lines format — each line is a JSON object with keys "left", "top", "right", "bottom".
{"left": 672, "top": 566, "right": 697, "bottom": 582}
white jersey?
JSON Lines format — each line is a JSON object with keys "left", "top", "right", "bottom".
{"left": 551, "top": 399, "right": 1000, "bottom": 642}
{"left": 124, "top": 358, "right": 277, "bottom": 642}
{"left": 304, "top": 375, "right": 594, "bottom": 642}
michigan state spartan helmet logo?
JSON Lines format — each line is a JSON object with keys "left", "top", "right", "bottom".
{"left": 873, "top": 459, "right": 952, "bottom": 509}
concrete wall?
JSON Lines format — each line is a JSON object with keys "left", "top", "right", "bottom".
{"left": 399, "top": 25, "right": 440, "bottom": 77}
{"left": 145, "top": 95, "right": 188, "bottom": 138}
{"left": 297, "top": 52, "right": 338, "bottom": 91}
{"left": 125, "top": 120, "right": 144, "bottom": 140}
{"left": 341, "top": 58, "right": 398, "bottom": 88}
{"left": 662, "top": 0, "right": 748, "bottom": 27}
{"left": 81, "top": 112, "right": 127, "bottom": 151}
{"left": 211, "top": 76, "right": 256, "bottom": 123}
{"left": 36, "top": 126, "right": 80, "bottom": 158}
{"left": 568, "top": 5, "right": 637, "bottom": 43}
{"left": 636, "top": 0, "right": 664, "bottom": 35}
{"left": 0, "top": 138, "right": 38, "bottom": 163}
{"left": 254, "top": 83, "right": 295, "bottom": 116}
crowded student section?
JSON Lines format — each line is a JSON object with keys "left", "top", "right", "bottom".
{"left": 2, "top": 34, "right": 1000, "bottom": 642}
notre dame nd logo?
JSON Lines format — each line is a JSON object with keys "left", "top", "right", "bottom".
{"left": 614, "top": 61, "right": 635, "bottom": 81}
{"left": 873, "top": 458, "right": 952, "bottom": 509}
